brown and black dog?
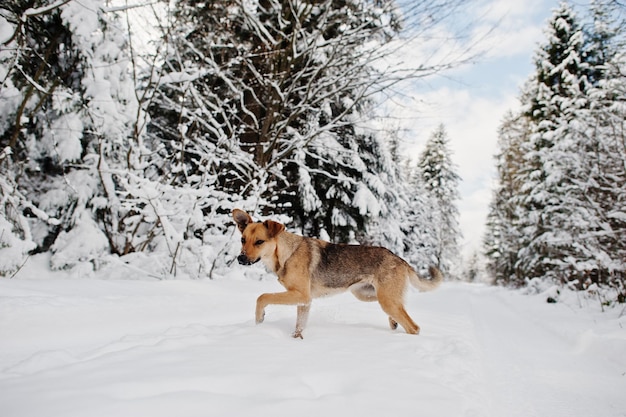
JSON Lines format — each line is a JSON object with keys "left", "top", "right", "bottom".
{"left": 233, "top": 208, "right": 443, "bottom": 338}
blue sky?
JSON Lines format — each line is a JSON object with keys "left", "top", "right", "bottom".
{"left": 395, "top": 0, "right": 566, "bottom": 261}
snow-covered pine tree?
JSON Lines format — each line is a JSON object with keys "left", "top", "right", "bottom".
{"left": 464, "top": 250, "right": 482, "bottom": 282}
{"left": 578, "top": 0, "right": 626, "bottom": 294}
{"left": 416, "top": 123, "right": 461, "bottom": 276}
{"left": 400, "top": 160, "right": 439, "bottom": 272}
{"left": 350, "top": 129, "right": 408, "bottom": 253}
{"left": 513, "top": 2, "right": 592, "bottom": 283}
{"left": 486, "top": 1, "right": 625, "bottom": 300}
{"left": 0, "top": 0, "right": 142, "bottom": 274}
{"left": 147, "top": 0, "right": 406, "bottom": 243}
{"left": 483, "top": 110, "right": 530, "bottom": 286}
{"left": 584, "top": 0, "right": 620, "bottom": 87}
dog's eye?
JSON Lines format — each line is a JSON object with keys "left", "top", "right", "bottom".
{"left": 241, "top": 238, "right": 245, "bottom": 244}
{"left": 254, "top": 239, "right": 265, "bottom": 246}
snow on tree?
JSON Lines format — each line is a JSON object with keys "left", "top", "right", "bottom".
{"left": 0, "top": 1, "right": 240, "bottom": 278}
{"left": 0, "top": 148, "right": 38, "bottom": 275}
{"left": 512, "top": 2, "right": 591, "bottom": 283}
{"left": 580, "top": 0, "right": 626, "bottom": 294}
{"left": 484, "top": 1, "right": 625, "bottom": 302}
{"left": 0, "top": 0, "right": 479, "bottom": 278}
{"left": 483, "top": 111, "right": 530, "bottom": 286}
{"left": 0, "top": 0, "right": 143, "bottom": 273}
{"left": 464, "top": 250, "right": 483, "bottom": 283}
{"left": 400, "top": 160, "right": 439, "bottom": 272}
{"left": 584, "top": 0, "right": 621, "bottom": 86}
{"left": 146, "top": 0, "right": 430, "bottom": 246}
{"left": 416, "top": 123, "right": 461, "bottom": 276}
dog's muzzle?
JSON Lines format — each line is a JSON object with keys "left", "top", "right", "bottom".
{"left": 237, "top": 254, "right": 259, "bottom": 266}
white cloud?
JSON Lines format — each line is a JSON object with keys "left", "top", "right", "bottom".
{"left": 459, "top": 185, "right": 493, "bottom": 255}
{"left": 396, "top": 85, "right": 518, "bottom": 258}
{"left": 469, "top": 0, "right": 552, "bottom": 59}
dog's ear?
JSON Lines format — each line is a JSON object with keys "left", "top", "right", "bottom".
{"left": 233, "top": 209, "right": 253, "bottom": 232}
{"left": 263, "top": 220, "right": 285, "bottom": 238}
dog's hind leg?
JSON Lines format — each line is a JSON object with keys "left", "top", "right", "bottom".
{"left": 380, "top": 300, "right": 419, "bottom": 334}
{"left": 388, "top": 317, "right": 398, "bottom": 330}
{"left": 376, "top": 285, "right": 420, "bottom": 335}
{"left": 352, "top": 284, "right": 399, "bottom": 330}
{"left": 293, "top": 304, "right": 311, "bottom": 339}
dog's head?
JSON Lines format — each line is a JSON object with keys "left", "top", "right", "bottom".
{"left": 232, "top": 209, "right": 285, "bottom": 266}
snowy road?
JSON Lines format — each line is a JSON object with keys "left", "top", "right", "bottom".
{"left": 1, "top": 274, "right": 625, "bottom": 417}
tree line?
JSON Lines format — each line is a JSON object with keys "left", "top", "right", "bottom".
{"left": 484, "top": 1, "right": 626, "bottom": 303}
{"left": 0, "top": 0, "right": 462, "bottom": 279}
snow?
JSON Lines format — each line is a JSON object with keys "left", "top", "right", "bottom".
{"left": 0, "top": 16, "right": 12, "bottom": 44}
{"left": 50, "top": 211, "right": 109, "bottom": 272}
{"left": 42, "top": 112, "right": 84, "bottom": 163}
{"left": 0, "top": 216, "right": 36, "bottom": 275}
{"left": 1, "top": 256, "right": 625, "bottom": 417}
{"left": 353, "top": 184, "right": 381, "bottom": 216}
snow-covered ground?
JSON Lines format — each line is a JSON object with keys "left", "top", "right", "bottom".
{"left": 1, "top": 257, "right": 625, "bottom": 417}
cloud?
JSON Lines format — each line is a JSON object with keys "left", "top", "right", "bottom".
{"left": 459, "top": 185, "right": 494, "bottom": 254}
{"left": 378, "top": 1, "right": 556, "bottom": 261}
{"left": 398, "top": 85, "right": 517, "bottom": 182}
{"left": 395, "top": 85, "right": 518, "bottom": 258}
{"left": 469, "top": 0, "right": 552, "bottom": 59}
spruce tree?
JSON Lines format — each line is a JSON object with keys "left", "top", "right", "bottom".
{"left": 0, "top": 0, "right": 141, "bottom": 272}
{"left": 514, "top": 2, "right": 590, "bottom": 282}
{"left": 579, "top": 0, "right": 626, "bottom": 292}
{"left": 484, "top": 111, "right": 530, "bottom": 286}
{"left": 401, "top": 162, "right": 439, "bottom": 271}
{"left": 485, "top": 1, "right": 625, "bottom": 299}
{"left": 417, "top": 123, "right": 461, "bottom": 276}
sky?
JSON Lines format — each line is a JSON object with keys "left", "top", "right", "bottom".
{"left": 394, "top": 0, "right": 565, "bottom": 261}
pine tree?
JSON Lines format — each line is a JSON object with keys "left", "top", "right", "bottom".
{"left": 464, "top": 250, "right": 482, "bottom": 283}
{"left": 584, "top": 0, "right": 620, "bottom": 86}
{"left": 417, "top": 124, "right": 461, "bottom": 276}
{"left": 485, "top": 1, "right": 625, "bottom": 300}
{"left": 147, "top": 0, "right": 405, "bottom": 243}
{"left": 0, "top": 0, "right": 141, "bottom": 273}
{"left": 514, "top": 2, "right": 591, "bottom": 282}
{"left": 579, "top": 0, "right": 626, "bottom": 292}
{"left": 484, "top": 111, "right": 530, "bottom": 286}
{"left": 401, "top": 162, "right": 439, "bottom": 271}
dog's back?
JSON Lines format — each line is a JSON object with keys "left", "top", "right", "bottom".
{"left": 308, "top": 240, "right": 442, "bottom": 295}
{"left": 311, "top": 242, "right": 409, "bottom": 287}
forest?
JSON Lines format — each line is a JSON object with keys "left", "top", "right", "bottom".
{"left": 0, "top": 0, "right": 462, "bottom": 279}
{"left": 0, "top": 0, "right": 624, "bottom": 303}
{"left": 483, "top": 1, "right": 626, "bottom": 304}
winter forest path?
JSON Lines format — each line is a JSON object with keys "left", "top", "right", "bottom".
{"left": 454, "top": 286, "right": 625, "bottom": 416}
{"left": 0, "top": 277, "right": 625, "bottom": 417}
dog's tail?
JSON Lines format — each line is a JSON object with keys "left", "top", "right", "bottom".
{"left": 409, "top": 266, "right": 443, "bottom": 292}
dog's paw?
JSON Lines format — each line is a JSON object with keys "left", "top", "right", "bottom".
{"left": 292, "top": 330, "right": 303, "bottom": 339}
{"left": 388, "top": 317, "right": 398, "bottom": 330}
{"left": 255, "top": 310, "right": 265, "bottom": 324}
{"left": 407, "top": 325, "right": 420, "bottom": 335}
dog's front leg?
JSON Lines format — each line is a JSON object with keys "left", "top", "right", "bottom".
{"left": 255, "top": 290, "right": 310, "bottom": 326}
{"left": 293, "top": 304, "right": 311, "bottom": 339}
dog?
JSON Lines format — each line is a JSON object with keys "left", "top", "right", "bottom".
{"left": 232, "top": 208, "right": 443, "bottom": 338}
